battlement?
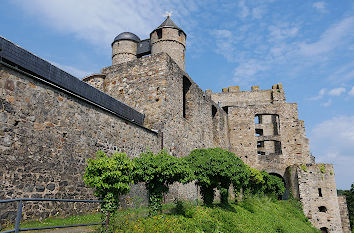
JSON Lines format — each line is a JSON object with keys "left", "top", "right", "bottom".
{"left": 209, "top": 83, "right": 285, "bottom": 107}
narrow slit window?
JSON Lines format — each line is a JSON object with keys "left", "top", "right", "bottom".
{"left": 318, "top": 188, "right": 322, "bottom": 197}
{"left": 212, "top": 105, "right": 217, "bottom": 118}
{"left": 183, "top": 76, "right": 192, "bottom": 119}
{"left": 157, "top": 28, "right": 162, "bottom": 39}
{"left": 255, "top": 115, "right": 261, "bottom": 124}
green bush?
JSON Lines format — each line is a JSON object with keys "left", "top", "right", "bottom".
{"left": 244, "top": 166, "right": 285, "bottom": 198}
{"left": 262, "top": 172, "right": 286, "bottom": 197}
{"left": 83, "top": 151, "right": 135, "bottom": 213}
{"left": 244, "top": 166, "right": 266, "bottom": 195}
{"left": 185, "top": 148, "right": 250, "bottom": 205}
{"left": 133, "top": 150, "right": 193, "bottom": 215}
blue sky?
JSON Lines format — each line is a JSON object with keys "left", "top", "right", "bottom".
{"left": 1, "top": 0, "right": 353, "bottom": 189}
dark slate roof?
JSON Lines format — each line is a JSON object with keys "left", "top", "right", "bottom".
{"left": 112, "top": 32, "right": 140, "bottom": 45}
{"left": 153, "top": 16, "right": 186, "bottom": 36}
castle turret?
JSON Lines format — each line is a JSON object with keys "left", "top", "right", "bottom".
{"left": 150, "top": 16, "right": 186, "bottom": 71}
{"left": 112, "top": 32, "right": 140, "bottom": 65}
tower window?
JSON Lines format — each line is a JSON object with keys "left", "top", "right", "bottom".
{"left": 222, "top": 106, "right": 229, "bottom": 114}
{"left": 318, "top": 188, "right": 322, "bottom": 197}
{"left": 183, "top": 76, "right": 192, "bottom": 119}
{"left": 318, "top": 206, "right": 327, "bottom": 212}
{"left": 157, "top": 28, "right": 162, "bottom": 39}
{"left": 257, "top": 141, "right": 264, "bottom": 148}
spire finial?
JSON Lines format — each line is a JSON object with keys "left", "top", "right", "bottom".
{"left": 163, "top": 11, "right": 173, "bottom": 18}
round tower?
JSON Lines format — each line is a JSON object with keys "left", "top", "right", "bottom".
{"left": 111, "top": 32, "right": 140, "bottom": 65}
{"left": 150, "top": 16, "right": 186, "bottom": 71}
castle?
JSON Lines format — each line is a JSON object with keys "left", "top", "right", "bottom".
{"left": 0, "top": 17, "right": 351, "bottom": 232}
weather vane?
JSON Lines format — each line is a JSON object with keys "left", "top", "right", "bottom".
{"left": 163, "top": 11, "right": 173, "bottom": 17}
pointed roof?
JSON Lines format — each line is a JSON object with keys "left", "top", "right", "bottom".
{"left": 152, "top": 16, "right": 186, "bottom": 36}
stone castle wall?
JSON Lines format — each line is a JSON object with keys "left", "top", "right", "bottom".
{"left": 211, "top": 85, "right": 312, "bottom": 177}
{"left": 290, "top": 164, "right": 343, "bottom": 232}
{"left": 338, "top": 195, "right": 351, "bottom": 233}
{"left": 0, "top": 64, "right": 160, "bottom": 227}
{"left": 98, "top": 53, "right": 229, "bottom": 200}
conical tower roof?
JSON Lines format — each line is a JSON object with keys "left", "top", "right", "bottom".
{"left": 152, "top": 16, "right": 186, "bottom": 36}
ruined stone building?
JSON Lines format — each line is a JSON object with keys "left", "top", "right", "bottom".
{"left": 0, "top": 17, "right": 351, "bottom": 232}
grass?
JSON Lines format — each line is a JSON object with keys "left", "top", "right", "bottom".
{"left": 109, "top": 196, "right": 320, "bottom": 233}
{"left": 2, "top": 197, "right": 320, "bottom": 233}
{"left": 2, "top": 212, "right": 102, "bottom": 232}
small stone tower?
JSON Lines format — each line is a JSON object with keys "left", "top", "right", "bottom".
{"left": 150, "top": 16, "right": 186, "bottom": 71}
{"left": 111, "top": 32, "right": 140, "bottom": 65}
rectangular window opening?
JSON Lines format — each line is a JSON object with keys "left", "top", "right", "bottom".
{"left": 212, "top": 105, "right": 217, "bottom": 118}
{"left": 274, "top": 141, "right": 282, "bottom": 155}
{"left": 318, "top": 188, "right": 323, "bottom": 197}
{"left": 255, "top": 129, "right": 263, "bottom": 136}
{"left": 255, "top": 115, "right": 262, "bottom": 124}
{"left": 157, "top": 28, "right": 162, "bottom": 39}
{"left": 183, "top": 76, "right": 192, "bottom": 119}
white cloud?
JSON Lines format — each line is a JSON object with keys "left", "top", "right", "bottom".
{"left": 252, "top": 7, "right": 265, "bottom": 19}
{"left": 308, "top": 88, "right": 326, "bottom": 100}
{"left": 321, "top": 98, "right": 332, "bottom": 107}
{"left": 310, "top": 116, "right": 354, "bottom": 189}
{"left": 298, "top": 16, "right": 354, "bottom": 57}
{"left": 233, "top": 59, "right": 268, "bottom": 84}
{"left": 238, "top": 0, "right": 250, "bottom": 18}
{"left": 327, "top": 61, "right": 354, "bottom": 83}
{"left": 349, "top": 86, "right": 354, "bottom": 96}
{"left": 312, "top": 2, "right": 327, "bottom": 13}
{"left": 312, "top": 116, "right": 354, "bottom": 150}
{"left": 13, "top": 0, "right": 196, "bottom": 47}
{"left": 268, "top": 25, "right": 299, "bottom": 41}
{"left": 328, "top": 87, "right": 346, "bottom": 96}
{"left": 210, "top": 29, "right": 235, "bottom": 62}
{"left": 50, "top": 62, "right": 92, "bottom": 79}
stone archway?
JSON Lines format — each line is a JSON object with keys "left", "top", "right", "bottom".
{"left": 269, "top": 172, "right": 289, "bottom": 200}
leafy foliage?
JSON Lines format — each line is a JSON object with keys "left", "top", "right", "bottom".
{"left": 244, "top": 166, "right": 266, "bottom": 195}
{"left": 133, "top": 150, "right": 193, "bottom": 215}
{"left": 262, "top": 172, "right": 286, "bottom": 197}
{"left": 83, "top": 151, "right": 134, "bottom": 213}
{"left": 185, "top": 148, "right": 250, "bottom": 205}
{"left": 244, "top": 166, "right": 285, "bottom": 198}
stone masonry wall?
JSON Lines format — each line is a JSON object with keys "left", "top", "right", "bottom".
{"left": 0, "top": 64, "right": 160, "bottom": 227}
{"left": 98, "top": 53, "right": 230, "bottom": 200}
{"left": 295, "top": 164, "right": 343, "bottom": 233}
{"left": 338, "top": 195, "right": 351, "bottom": 233}
{"left": 211, "top": 86, "right": 312, "bottom": 177}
